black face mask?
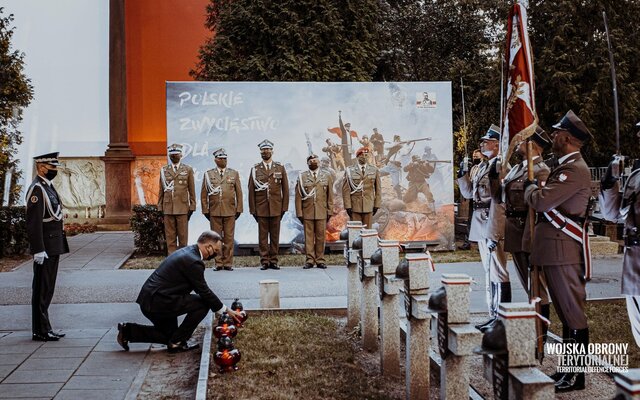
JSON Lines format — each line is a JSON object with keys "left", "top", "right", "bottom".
{"left": 45, "top": 169, "right": 58, "bottom": 180}
{"left": 472, "top": 159, "right": 481, "bottom": 165}
{"left": 206, "top": 252, "right": 217, "bottom": 261}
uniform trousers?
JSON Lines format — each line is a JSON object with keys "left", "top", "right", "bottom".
{"left": 210, "top": 216, "right": 235, "bottom": 267}
{"left": 32, "top": 255, "right": 60, "bottom": 335}
{"left": 258, "top": 216, "right": 281, "bottom": 265}
{"left": 128, "top": 294, "right": 209, "bottom": 345}
{"left": 543, "top": 264, "right": 588, "bottom": 330}
{"left": 164, "top": 214, "right": 188, "bottom": 254}
{"left": 512, "top": 251, "right": 550, "bottom": 305}
{"left": 626, "top": 295, "right": 640, "bottom": 348}
{"left": 352, "top": 212, "right": 372, "bottom": 229}
{"left": 477, "top": 238, "right": 509, "bottom": 311}
{"left": 303, "top": 219, "right": 327, "bottom": 265}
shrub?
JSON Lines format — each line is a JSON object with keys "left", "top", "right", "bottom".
{"left": 64, "top": 222, "right": 97, "bottom": 237}
{"left": 0, "top": 206, "right": 28, "bottom": 257}
{"left": 130, "top": 205, "right": 166, "bottom": 255}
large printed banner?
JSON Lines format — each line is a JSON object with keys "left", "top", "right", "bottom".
{"left": 166, "top": 82, "right": 454, "bottom": 250}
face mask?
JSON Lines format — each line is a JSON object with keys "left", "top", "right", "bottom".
{"left": 206, "top": 253, "right": 216, "bottom": 261}
{"left": 261, "top": 152, "right": 271, "bottom": 161}
{"left": 472, "top": 158, "right": 481, "bottom": 165}
{"left": 215, "top": 159, "right": 227, "bottom": 169}
{"left": 481, "top": 149, "right": 493, "bottom": 157}
{"left": 169, "top": 155, "right": 181, "bottom": 164}
{"left": 308, "top": 162, "right": 319, "bottom": 171}
{"left": 45, "top": 169, "right": 58, "bottom": 180}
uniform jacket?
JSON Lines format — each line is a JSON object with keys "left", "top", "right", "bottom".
{"left": 525, "top": 152, "right": 591, "bottom": 266}
{"left": 295, "top": 169, "right": 334, "bottom": 220}
{"left": 342, "top": 163, "right": 381, "bottom": 213}
{"left": 136, "top": 245, "right": 223, "bottom": 313}
{"left": 457, "top": 158, "right": 505, "bottom": 242}
{"left": 157, "top": 163, "right": 196, "bottom": 215}
{"left": 600, "top": 167, "right": 640, "bottom": 295}
{"left": 25, "top": 176, "right": 70, "bottom": 255}
{"left": 201, "top": 168, "right": 243, "bottom": 217}
{"left": 501, "top": 157, "right": 550, "bottom": 253}
{"left": 248, "top": 161, "right": 289, "bottom": 217}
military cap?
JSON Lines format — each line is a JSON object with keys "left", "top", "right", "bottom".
{"left": 355, "top": 147, "right": 370, "bottom": 156}
{"left": 531, "top": 126, "right": 551, "bottom": 150}
{"left": 33, "top": 152, "right": 61, "bottom": 166}
{"left": 258, "top": 139, "right": 274, "bottom": 150}
{"left": 212, "top": 148, "right": 227, "bottom": 159}
{"left": 306, "top": 154, "right": 319, "bottom": 162}
{"left": 552, "top": 110, "right": 593, "bottom": 142}
{"left": 167, "top": 143, "right": 184, "bottom": 154}
{"left": 479, "top": 124, "right": 501, "bottom": 141}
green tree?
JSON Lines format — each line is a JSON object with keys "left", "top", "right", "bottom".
{"left": 0, "top": 8, "right": 33, "bottom": 206}
{"left": 528, "top": 0, "right": 640, "bottom": 166}
{"left": 192, "top": 0, "right": 380, "bottom": 81}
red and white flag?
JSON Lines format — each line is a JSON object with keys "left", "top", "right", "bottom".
{"left": 501, "top": 1, "right": 538, "bottom": 166}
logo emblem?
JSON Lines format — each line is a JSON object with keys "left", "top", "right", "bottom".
{"left": 30, "top": 196, "right": 38, "bottom": 203}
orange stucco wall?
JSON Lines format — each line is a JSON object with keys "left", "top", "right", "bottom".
{"left": 125, "top": 0, "right": 211, "bottom": 156}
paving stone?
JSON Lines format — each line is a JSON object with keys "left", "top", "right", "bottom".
{"left": 19, "top": 357, "right": 84, "bottom": 371}
{"left": 0, "top": 382, "right": 64, "bottom": 398}
{"left": 0, "top": 343, "right": 41, "bottom": 354}
{"left": 59, "top": 329, "right": 107, "bottom": 339}
{"left": 0, "top": 353, "right": 29, "bottom": 365}
{"left": 3, "top": 369, "right": 74, "bottom": 383}
{"left": 54, "top": 389, "right": 127, "bottom": 400}
{"left": 74, "top": 352, "right": 145, "bottom": 376}
{"left": 0, "top": 364, "right": 18, "bottom": 380}
{"left": 42, "top": 338, "right": 100, "bottom": 348}
{"left": 62, "top": 375, "right": 134, "bottom": 390}
{"left": 31, "top": 346, "right": 92, "bottom": 359}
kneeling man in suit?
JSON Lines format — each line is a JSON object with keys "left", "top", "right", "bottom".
{"left": 116, "top": 230, "right": 241, "bottom": 352}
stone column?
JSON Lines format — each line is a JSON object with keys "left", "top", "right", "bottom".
{"left": 401, "top": 253, "right": 431, "bottom": 400}
{"left": 346, "top": 221, "right": 363, "bottom": 330}
{"left": 376, "top": 239, "right": 401, "bottom": 377}
{"left": 439, "top": 274, "right": 481, "bottom": 400}
{"left": 102, "top": 0, "right": 134, "bottom": 223}
{"left": 358, "top": 228, "right": 379, "bottom": 352}
{"left": 614, "top": 369, "right": 640, "bottom": 400}
{"left": 499, "top": 303, "right": 554, "bottom": 399}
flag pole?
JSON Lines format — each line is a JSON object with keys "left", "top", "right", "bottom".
{"left": 461, "top": 77, "right": 468, "bottom": 169}
{"left": 602, "top": 11, "right": 620, "bottom": 156}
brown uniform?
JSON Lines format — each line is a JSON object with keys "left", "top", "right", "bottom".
{"left": 342, "top": 163, "right": 381, "bottom": 228}
{"left": 158, "top": 163, "right": 196, "bottom": 254}
{"left": 248, "top": 161, "right": 289, "bottom": 266}
{"left": 295, "top": 169, "right": 334, "bottom": 265}
{"left": 525, "top": 152, "right": 591, "bottom": 330}
{"left": 370, "top": 132, "right": 385, "bottom": 161}
{"left": 201, "top": 168, "right": 243, "bottom": 268}
{"left": 501, "top": 157, "right": 550, "bottom": 303}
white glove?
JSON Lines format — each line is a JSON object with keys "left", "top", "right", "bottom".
{"left": 34, "top": 251, "right": 48, "bottom": 265}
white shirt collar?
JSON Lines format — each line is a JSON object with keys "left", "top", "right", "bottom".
{"left": 197, "top": 246, "right": 204, "bottom": 260}
{"left": 263, "top": 161, "right": 272, "bottom": 169}
{"left": 38, "top": 174, "right": 53, "bottom": 186}
{"left": 522, "top": 155, "right": 540, "bottom": 167}
{"left": 219, "top": 168, "right": 225, "bottom": 174}
{"left": 172, "top": 162, "right": 181, "bottom": 170}
{"left": 558, "top": 151, "right": 579, "bottom": 165}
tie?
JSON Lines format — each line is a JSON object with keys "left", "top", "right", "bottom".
{"left": 219, "top": 169, "right": 224, "bottom": 178}
{"left": 313, "top": 172, "right": 317, "bottom": 180}
{"left": 173, "top": 165, "right": 177, "bottom": 173}
{"left": 361, "top": 166, "right": 365, "bottom": 176}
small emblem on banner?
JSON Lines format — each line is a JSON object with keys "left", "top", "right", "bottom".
{"left": 559, "top": 173, "right": 568, "bottom": 182}
{"left": 30, "top": 196, "right": 38, "bottom": 203}
{"left": 416, "top": 91, "right": 437, "bottom": 108}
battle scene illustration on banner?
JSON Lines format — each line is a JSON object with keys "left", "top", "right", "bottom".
{"left": 166, "top": 82, "right": 454, "bottom": 250}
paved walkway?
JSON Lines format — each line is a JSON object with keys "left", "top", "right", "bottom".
{"left": 0, "top": 232, "right": 627, "bottom": 399}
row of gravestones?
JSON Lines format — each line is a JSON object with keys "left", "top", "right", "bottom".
{"left": 342, "top": 220, "right": 640, "bottom": 400}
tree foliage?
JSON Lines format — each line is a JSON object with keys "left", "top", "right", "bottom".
{"left": 0, "top": 8, "right": 33, "bottom": 205}
{"left": 193, "top": 0, "right": 640, "bottom": 167}
{"left": 191, "top": 0, "right": 380, "bottom": 81}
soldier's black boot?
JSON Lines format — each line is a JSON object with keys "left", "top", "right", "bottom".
{"left": 555, "top": 328, "right": 588, "bottom": 392}
{"left": 500, "top": 282, "right": 512, "bottom": 302}
{"left": 475, "top": 282, "right": 499, "bottom": 332}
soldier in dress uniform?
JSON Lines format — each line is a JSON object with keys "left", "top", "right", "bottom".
{"left": 599, "top": 121, "right": 640, "bottom": 348}
{"left": 457, "top": 125, "right": 510, "bottom": 332}
{"left": 370, "top": 128, "right": 385, "bottom": 163}
{"left": 296, "top": 154, "right": 334, "bottom": 269}
{"left": 158, "top": 144, "right": 196, "bottom": 254}
{"left": 524, "top": 110, "right": 593, "bottom": 392}
{"left": 201, "top": 148, "right": 243, "bottom": 271}
{"left": 26, "top": 152, "right": 69, "bottom": 341}
{"left": 248, "top": 139, "right": 289, "bottom": 270}
{"left": 499, "top": 128, "right": 552, "bottom": 330}
{"left": 342, "top": 147, "right": 381, "bottom": 228}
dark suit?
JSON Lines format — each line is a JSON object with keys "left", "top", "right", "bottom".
{"left": 26, "top": 176, "right": 69, "bottom": 336}
{"left": 128, "top": 245, "right": 224, "bottom": 345}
